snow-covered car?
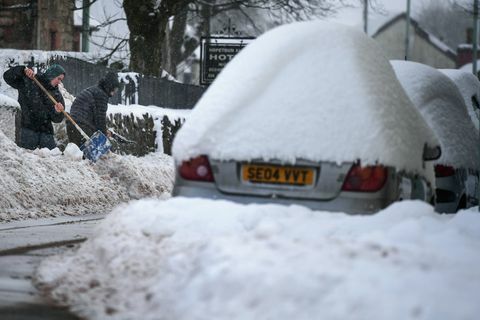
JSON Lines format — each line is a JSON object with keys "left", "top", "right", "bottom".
{"left": 392, "top": 61, "right": 480, "bottom": 213}
{"left": 439, "top": 68, "right": 480, "bottom": 131}
{"left": 171, "top": 21, "right": 440, "bottom": 214}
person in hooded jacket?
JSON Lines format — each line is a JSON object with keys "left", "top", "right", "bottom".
{"left": 3, "top": 64, "right": 66, "bottom": 150}
{"left": 67, "top": 71, "right": 120, "bottom": 147}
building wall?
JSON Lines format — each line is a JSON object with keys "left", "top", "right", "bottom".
{"left": 457, "top": 46, "right": 475, "bottom": 68}
{"left": 0, "top": 0, "right": 35, "bottom": 49}
{"left": 374, "top": 18, "right": 456, "bottom": 69}
{"left": 36, "top": 0, "right": 75, "bottom": 51}
{"left": 0, "top": 0, "right": 76, "bottom": 51}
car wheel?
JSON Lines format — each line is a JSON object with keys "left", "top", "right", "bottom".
{"left": 456, "top": 195, "right": 467, "bottom": 212}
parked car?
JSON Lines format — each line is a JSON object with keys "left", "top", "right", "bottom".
{"left": 392, "top": 61, "right": 480, "bottom": 213}
{"left": 439, "top": 69, "right": 480, "bottom": 131}
{"left": 172, "top": 21, "right": 440, "bottom": 214}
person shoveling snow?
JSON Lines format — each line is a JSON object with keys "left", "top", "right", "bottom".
{"left": 3, "top": 64, "right": 66, "bottom": 150}
{"left": 66, "top": 71, "right": 121, "bottom": 158}
{"left": 32, "top": 73, "right": 112, "bottom": 162}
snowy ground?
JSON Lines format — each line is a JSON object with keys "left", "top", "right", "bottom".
{"left": 0, "top": 80, "right": 185, "bottom": 222}
{"left": 34, "top": 198, "right": 480, "bottom": 320}
{"left": 0, "top": 128, "right": 174, "bottom": 221}
{"left": 2, "top": 23, "right": 479, "bottom": 320}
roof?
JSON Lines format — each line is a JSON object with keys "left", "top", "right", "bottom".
{"left": 372, "top": 13, "right": 456, "bottom": 62}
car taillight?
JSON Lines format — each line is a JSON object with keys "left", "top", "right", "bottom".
{"left": 179, "top": 156, "right": 214, "bottom": 182}
{"left": 434, "top": 164, "right": 455, "bottom": 177}
{"left": 341, "top": 164, "right": 387, "bottom": 192}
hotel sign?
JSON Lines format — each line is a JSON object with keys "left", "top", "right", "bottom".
{"left": 200, "top": 37, "right": 254, "bottom": 85}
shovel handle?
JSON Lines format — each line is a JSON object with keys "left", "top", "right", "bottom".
{"left": 31, "top": 76, "right": 90, "bottom": 141}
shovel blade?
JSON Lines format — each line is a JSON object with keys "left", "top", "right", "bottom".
{"left": 80, "top": 131, "right": 111, "bottom": 162}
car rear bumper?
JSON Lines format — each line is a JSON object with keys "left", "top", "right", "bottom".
{"left": 173, "top": 182, "right": 392, "bottom": 214}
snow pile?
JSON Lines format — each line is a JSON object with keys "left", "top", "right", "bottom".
{"left": 392, "top": 61, "right": 480, "bottom": 170}
{"left": 439, "top": 68, "right": 480, "bottom": 131}
{"left": 35, "top": 198, "right": 480, "bottom": 320}
{"left": 173, "top": 20, "right": 438, "bottom": 179}
{"left": 0, "top": 129, "right": 174, "bottom": 222}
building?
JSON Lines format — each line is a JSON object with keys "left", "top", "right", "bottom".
{"left": 0, "top": 0, "right": 80, "bottom": 51}
{"left": 372, "top": 13, "right": 456, "bottom": 69}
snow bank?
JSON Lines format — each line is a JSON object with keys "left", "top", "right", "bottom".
{"left": 0, "top": 130, "right": 174, "bottom": 222}
{"left": 392, "top": 61, "right": 480, "bottom": 170}
{"left": 35, "top": 198, "right": 480, "bottom": 320}
{"left": 173, "top": 20, "right": 438, "bottom": 178}
{"left": 439, "top": 68, "right": 480, "bottom": 131}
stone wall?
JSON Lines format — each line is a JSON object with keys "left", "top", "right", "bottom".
{"left": 0, "top": 105, "right": 18, "bottom": 142}
{"left": 36, "top": 0, "right": 76, "bottom": 51}
{"left": 0, "top": 0, "right": 76, "bottom": 51}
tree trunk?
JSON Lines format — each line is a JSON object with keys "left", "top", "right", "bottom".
{"left": 166, "top": 8, "right": 188, "bottom": 77}
{"left": 124, "top": 0, "right": 168, "bottom": 77}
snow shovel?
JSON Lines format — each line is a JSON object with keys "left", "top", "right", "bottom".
{"left": 32, "top": 76, "right": 111, "bottom": 162}
{"left": 108, "top": 128, "right": 135, "bottom": 144}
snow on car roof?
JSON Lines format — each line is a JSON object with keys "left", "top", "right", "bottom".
{"left": 173, "top": 20, "right": 438, "bottom": 176}
{"left": 391, "top": 61, "right": 480, "bottom": 170}
{"left": 439, "top": 69, "right": 480, "bottom": 131}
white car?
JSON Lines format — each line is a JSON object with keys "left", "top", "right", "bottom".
{"left": 440, "top": 69, "right": 480, "bottom": 131}
{"left": 172, "top": 21, "right": 440, "bottom": 214}
{"left": 392, "top": 61, "right": 480, "bottom": 213}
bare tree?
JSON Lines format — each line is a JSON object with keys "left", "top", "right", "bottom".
{"left": 71, "top": 0, "right": 129, "bottom": 67}
{"left": 123, "top": 0, "right": 193, "bottom": 77}
{"left": 89, "top": 0, "right": 371, "bottom": 78}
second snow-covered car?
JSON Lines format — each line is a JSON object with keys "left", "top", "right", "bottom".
{"left": 440, "top": 68, "right": 480, "bottom": 131}
{"left": 392, "top": 61, "right": 480, "bottom": 213}
{"left": 172, "top": 21, "right": 440, "bottom": 214}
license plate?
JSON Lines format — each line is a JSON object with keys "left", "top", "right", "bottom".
{"left": 242, "top": 164, "right": 315, "bottom": 186}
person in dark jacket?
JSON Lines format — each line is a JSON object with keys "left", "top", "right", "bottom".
{"left": 67, "top": 71, "right": 120, "bottom": 147}
{"left": 3, "top": 64, "right": 66, "bottom": 150}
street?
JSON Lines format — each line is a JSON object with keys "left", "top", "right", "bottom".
{"left": 0, "top": 214, "right": 105, "bottom": 319}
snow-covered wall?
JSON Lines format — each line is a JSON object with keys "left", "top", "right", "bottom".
{"left": 0, "top": 93, "right": 19, "bottom": 142}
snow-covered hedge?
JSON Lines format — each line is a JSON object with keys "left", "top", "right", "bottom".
{"left": 1, "top": 101, "right": 189, "bottom": 156}
{"left": 106, "top": 112, "right": 184, "bottom": 156}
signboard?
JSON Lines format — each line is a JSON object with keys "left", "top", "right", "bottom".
{"left": 200, "top": 37, "right": 254, "bottom": 85}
